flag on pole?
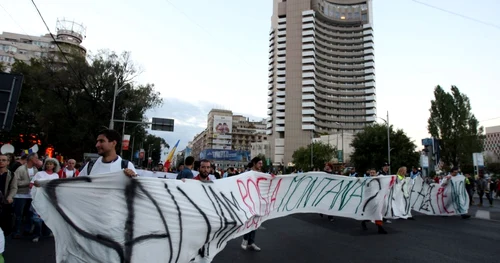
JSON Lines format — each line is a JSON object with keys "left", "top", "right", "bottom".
{"left": 163, "top": 140, "right": 180, "bottom": 172}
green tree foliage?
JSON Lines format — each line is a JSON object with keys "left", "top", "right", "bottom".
{"left": 1, "top": 50, "right": 163, "bottom": 161}
{"left": 350, "top": 124, "right": 419, "bottom": 174}
{"left": 138, "top": 134, "right": 168, "bottom": 168}
{"left": 0, "top": 62, "right": 6, "bottom": 72}
{"left": 428, "top": 85, "right": 483, "bottom": 167}
{"left": 292, "top": 142, "right": 337, "bottom": 171}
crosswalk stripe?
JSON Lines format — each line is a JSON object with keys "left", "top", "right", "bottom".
{"left": 475, "top": 210, "right": 491, "bottom": 220}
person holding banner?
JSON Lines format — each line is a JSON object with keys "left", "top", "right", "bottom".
{"left": 30, "top": 157, "right": 60, "bottom": 242}
{"left": 79, "top": 129, "right": 137, "bottom": 178}
{"left": 320, "top": 162, "right": 335, "bottom": 222}
{"left": 361, "top": 169, "right": 388, "bottom": 234}
{"left": 441, "top": 167, "right": 471, "bottom": 219}
{"left": 241, "top": 157, "right": 263, "bottom": 252}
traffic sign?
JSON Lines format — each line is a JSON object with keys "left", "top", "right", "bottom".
{"left": 151, "top": 118, "right": 174, "bottom": 132}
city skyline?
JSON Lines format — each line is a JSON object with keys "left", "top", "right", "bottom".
{"left": 1, "top": 0, "right": 500, "bottom": 153}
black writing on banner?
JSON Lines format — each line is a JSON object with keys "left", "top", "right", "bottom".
{"left": 32, "top": 171, "right": 395, "bottom": 263}
{"left": 409, "top": 176, "right": 469, "bottom": 216}
{"left": 274, "top": 173, "right": 395, "bottom": 218}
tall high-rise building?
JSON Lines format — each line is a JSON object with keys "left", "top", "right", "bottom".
{"left": 267, "top": 0, "right": 376, "bottom": 165}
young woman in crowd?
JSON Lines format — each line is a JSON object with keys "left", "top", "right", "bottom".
{"left": 30, "top": 158, "right": 60, "bottom": 242}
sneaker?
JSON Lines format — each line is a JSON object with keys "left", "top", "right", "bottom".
{"left": 32, "top": 237, "right": 39, "bottom": 243}
{"left": 240, "top": 239, "right": 248, "bottom": 250}
{"left": 385, "top": 220, "right": 392, "bottom": 224}
{"left": 248, "top": 243, "right": 261, "bottom": 251}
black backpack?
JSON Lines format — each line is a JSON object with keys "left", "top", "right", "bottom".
{"left": 87, "top": 159, "right": 130, "bottom": 175}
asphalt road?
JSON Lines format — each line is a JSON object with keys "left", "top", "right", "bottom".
{"left": 4, "top": 200, "right": 499, "bottom": 263}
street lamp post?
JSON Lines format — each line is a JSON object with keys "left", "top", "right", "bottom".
{"left": 387, "top": 111, "right": 391, "bottom": 175}
{"left": 310, "top": 130, "right": 314, "bottom": 169}
{"left": 377, "top": 111, "right": 391, "bottom": 175}
{"left": 109, "top": 78, "right": 129, "bottom": 130}
{"left": 120, "top": 110, "right": 128, "bottom": 156}
{"left": 335, "top": 122, "right": 344, "bottom": 164}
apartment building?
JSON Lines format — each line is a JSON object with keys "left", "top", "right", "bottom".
{"left": 0, "top": 19, "right": 86, "bottom": 72}
{"left": 188, "top": 109, "right": 268, "bottom": 168}
{"left": 484, "top": 125, "right": 500, "bottom": 162}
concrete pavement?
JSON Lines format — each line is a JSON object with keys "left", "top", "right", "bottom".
{"left": 214, "top": 213, "right": 499, "bottom": 263}
{"left": 4, "top": 210, "right": 499, "bottom": 263}
{"left": 469, "top": 196, "right": 500, "bottom": 221}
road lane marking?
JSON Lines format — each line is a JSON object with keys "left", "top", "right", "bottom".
{"left": 475, "top": 210, "right": 490, "bottom": 220}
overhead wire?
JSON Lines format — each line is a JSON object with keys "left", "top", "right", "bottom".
{"left": 30, "top": 0, "right": 99, "bottom": 105}
{"left": 30, "top": 0, "right": 81, "bottom": 78}
{"left": 0, "top": 2, "right": 35, "bottom": 42}
{"left": 479, "top": 117, "right": 500, "bottom": 123}
{"left": 411, "top": 0, "right": 500, "bottom": 31}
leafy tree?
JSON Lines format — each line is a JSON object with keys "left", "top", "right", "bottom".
{"left": 0, "top": 62, "right": 5, "bottom": 72}
{"left": 1, "top": 50, "right": 163, "bottom": 160}
{"left": 137, "top": 134, "right": 167, "bottom": 168}
{"left": 350, "top": 124, "right": 419, "bottom": 174}
{"left": 428, "top": 86, "right": 483, "bottom": 168}
{"left": 292, "top": 142, "right": 336, "bottom": 171}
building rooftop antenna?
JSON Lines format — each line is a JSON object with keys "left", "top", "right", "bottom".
{"left": 55, "top": 18, "right": 86, "bottom": 44}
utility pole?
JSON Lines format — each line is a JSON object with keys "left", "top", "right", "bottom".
{"left": 387, "top": 111, "right": 391, "bottom": 175}
{"left": 110, "top": 79, "right": 118, "bottom": 130}
{"left": 109, "top": 77, "right": 129, "bottom": 130}
{"left": 310, "top": 130, "right": 313, "bottom": 169}
{"left": 341, "top": 128, "right": 344, "bottom": 165}
{"left": 120, "top": 110, "right": 128, "bottom": 156}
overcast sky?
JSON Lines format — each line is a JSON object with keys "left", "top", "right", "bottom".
{"left": 2, "top": 0, "right": 500, "bottom": 151}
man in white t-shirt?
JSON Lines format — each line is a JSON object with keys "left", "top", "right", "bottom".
{"left": 79, "top": 129, "right": 137, "bottom": 177}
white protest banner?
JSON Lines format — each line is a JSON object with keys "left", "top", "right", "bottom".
{"left": 407, "top": 175, "right": 469, "bottom": 216}
{"left": 383, "top": 177, "right": 413, "bottom": 219}
{"left": 32, "top": 171, "right": 395, "bottom": 263}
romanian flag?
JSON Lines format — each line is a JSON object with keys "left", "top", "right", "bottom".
{"left": 163, "top": 140, "right": 179, "bottom": 172}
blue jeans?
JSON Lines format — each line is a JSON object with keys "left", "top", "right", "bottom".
{"left": 243, "top": 230, "right": 256, "bottom": 245}
{"left": 13, "top": 198, "right": 32, "bottom": 235}
{"left": 31, "top": 208, "right": 51, "bottom": 238}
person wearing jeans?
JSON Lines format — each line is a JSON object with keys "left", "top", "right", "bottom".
{"left": 30, "top": 158, "right": 60, "bottom": 242}
{"left": 241, "top": 157, "right": 263, "bottom": 252}
{"left": 477, "top": 174, "right": 493, "bottom": 207}
{"left": 13, "top": 153, "right": 39, "bottom": 238}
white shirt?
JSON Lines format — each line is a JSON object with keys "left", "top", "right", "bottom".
{"left": 0, "top": 227, "right": 4, "bottom": 253}
{"left": 65, "top": 169, "right": 75, "bottom": 178}
{"left": 30, "top": 171, "right": 59, "bottom": 195}
{"left": 28, "top": 167, "right": 35, "bottom": 179}
{"left": 192, "top": 170, "right": 216, "bottom": 180}
{"left": 79, "top": 156, "right": 137, "bottom": 176}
